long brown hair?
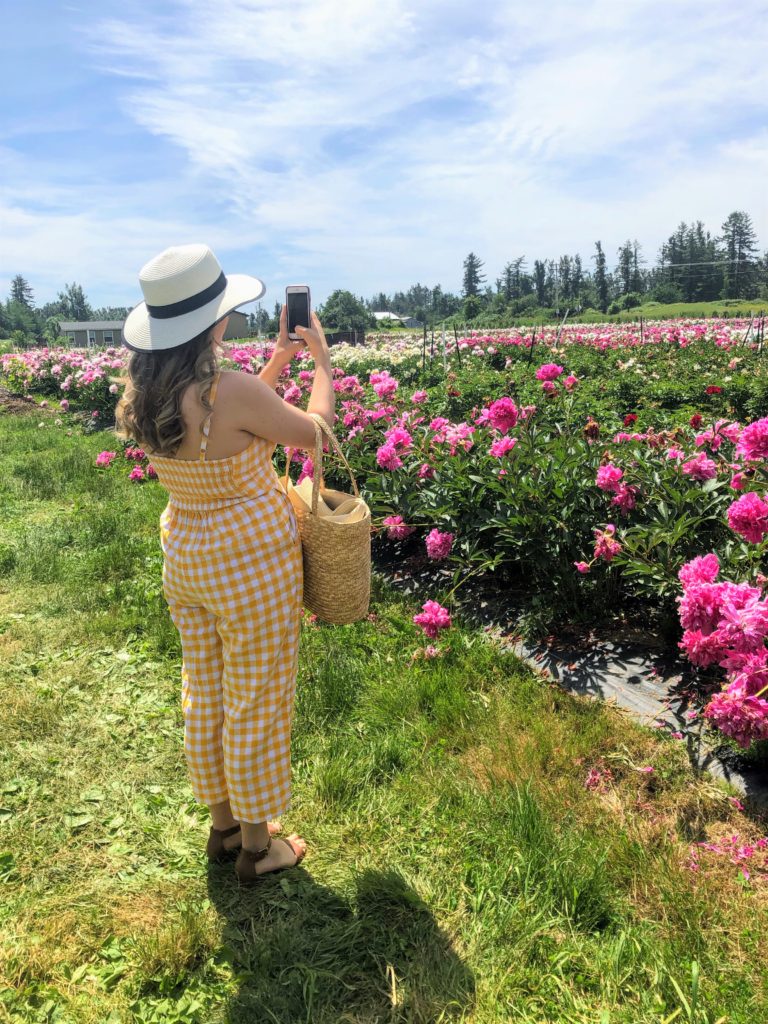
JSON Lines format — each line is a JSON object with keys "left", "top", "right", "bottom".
{"left": 114, "top": 325, "right": 221, "bottom": 457}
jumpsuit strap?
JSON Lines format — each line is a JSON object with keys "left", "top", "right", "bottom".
{"left": 199, "top": 370, "right": 222, "bottom": 462}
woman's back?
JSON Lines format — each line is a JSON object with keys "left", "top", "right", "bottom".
{"left": 171, "top": 370, "right": 258, "bottom": 463}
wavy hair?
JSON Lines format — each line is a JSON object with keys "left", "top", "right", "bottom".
{"left": 114, "top": 325, "right": 221, "bottom": 457}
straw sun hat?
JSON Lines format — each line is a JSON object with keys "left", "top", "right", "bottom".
{"left": 122, "top": 243, "right": 266, "bottom": 352}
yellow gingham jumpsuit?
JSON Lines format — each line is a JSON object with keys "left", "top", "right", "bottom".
{"left": 149, "top": 370, "right": 303, "bottom": 823}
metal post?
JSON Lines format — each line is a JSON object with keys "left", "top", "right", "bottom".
{"left": 453, "top": 325, "right": 462, "bottom": 368}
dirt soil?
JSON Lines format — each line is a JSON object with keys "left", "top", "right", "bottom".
{"left": 0, "top": 386, "right": 37, "bottom": 415}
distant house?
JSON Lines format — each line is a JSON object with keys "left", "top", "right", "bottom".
{"left": 372, "top": 311, "right": 423, "bottom": 328}
{"left": 59, "top": 310, "right": 250, "bottom": 348}
{"left": 60, "top": 321, "right": 124, "bottom": 347}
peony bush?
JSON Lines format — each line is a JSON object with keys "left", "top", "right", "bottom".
{"left": 4, "top": 317, "right": 767, "bottom": 751}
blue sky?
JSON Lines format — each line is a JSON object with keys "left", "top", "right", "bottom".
{"left": 1, "top": 0, "right": 766, "bottom": 311}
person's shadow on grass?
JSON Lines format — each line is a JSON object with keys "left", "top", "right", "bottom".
{"left": 206, "top": 857, "right": 476, "bottom": 1023}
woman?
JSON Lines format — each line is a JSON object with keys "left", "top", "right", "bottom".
{"left": 115, "top": 243, "right": 334, "bottom": 883}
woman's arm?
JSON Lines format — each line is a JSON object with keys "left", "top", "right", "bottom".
{"left": 257, "top": 348, "right": 292, "bottom": 390}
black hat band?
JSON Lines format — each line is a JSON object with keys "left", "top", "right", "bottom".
{"left": 146, "top": 271, "right": 227, "bottom": 319}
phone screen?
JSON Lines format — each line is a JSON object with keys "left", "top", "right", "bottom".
{"left": 287, "top": 290, "right": 310, "bottom": 335}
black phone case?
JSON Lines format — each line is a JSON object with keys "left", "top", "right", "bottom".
{"left": 287, "top": 287, "right": 311, "bottom": 338}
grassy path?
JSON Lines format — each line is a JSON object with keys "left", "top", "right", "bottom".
{"left": 1, "top": 408, "right": 767, "bottom": 1023}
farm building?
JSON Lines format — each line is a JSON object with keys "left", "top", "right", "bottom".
{"left": 59, "top": 310, "right": 250, "bottom": 347}
{"left": 372, "top": 311, "right": 423, "bottom": 328}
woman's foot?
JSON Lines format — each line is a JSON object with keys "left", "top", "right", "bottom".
{"left": 207, "top": 819, "right": 282, "bottom": 862}
{"left": 235, "top": 834, "right": 307, "bottom": 883}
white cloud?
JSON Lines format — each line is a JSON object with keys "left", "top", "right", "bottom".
{"left": 2, "top": 0, "right": 767, "bottom": 305}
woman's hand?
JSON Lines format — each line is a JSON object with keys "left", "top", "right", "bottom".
{"left": 272, "top": 304, "right": 306, "bottom": 363}
{"left": 295, "top": 312, "right": 331, "bottom": 364}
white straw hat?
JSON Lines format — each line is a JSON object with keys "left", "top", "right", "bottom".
{"left": 122, "top": 243, "right": 266, "bottom": 352}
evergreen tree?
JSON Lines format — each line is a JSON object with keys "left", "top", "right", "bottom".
{"left": 462, "top": 252, "right": 486, "bottom": 298}
{"left": 573, "top": 255, "right": 584, "bottom": 307}
{"left": 92, "top": 306, "right": 131, "bottom": 320}
{"left": 721, "top": 210, "right": 759, "bottom": 299}
{"left": 631, "top": 240, "right": 644, "bottom": 293}
{"left": 617, "top": 240, "right": 634, "bottom": 294}
{"left": 533, "top": 260, "right": 547, "bottom": 306}
{"left": 10, "top": 275, "right": 34, "bottom": 308}
{"left": 593, "top": 242, "right": 608, "bottom": 312}
{"left": 56, "top": 282, "right": 93, "bottom": 321}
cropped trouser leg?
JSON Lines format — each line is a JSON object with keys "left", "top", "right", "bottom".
{"left": 166, "top": 600, "right": 301, "bottom": 823}
{"left": 167, "top": 602, "right": 229, "bottom": 806}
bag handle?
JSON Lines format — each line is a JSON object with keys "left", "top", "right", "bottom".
{"left": 284, "top": 413, "right": 360, "bottom": 515}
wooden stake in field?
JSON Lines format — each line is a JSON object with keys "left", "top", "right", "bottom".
{"left": 422, "top": 324, "right": 427, "bottom": 376}
{"left": 741, "top": 315, "right": 754, "bottom": 348}
{"left": 453, "top": 325, "right": 462, "bottom": 368}
{"left": 555, "top": 308, "right": 570, "bottom": 345}
{"left": 442, "top": 328, "right": 448, "bottom": 374}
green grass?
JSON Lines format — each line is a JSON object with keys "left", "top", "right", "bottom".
{"left": 1, "top": 408, "right": 768, "bottom": 1023}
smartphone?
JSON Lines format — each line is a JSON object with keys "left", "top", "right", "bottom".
{"left": 286, "top": 285, "right": 311, "bottom": 341}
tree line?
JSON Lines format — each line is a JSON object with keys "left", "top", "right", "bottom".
{"left": 364, "top": 209, "right": 768, "bottom": 328}
{"left": 3, "top": 209, "right": 766, "bottom": 345}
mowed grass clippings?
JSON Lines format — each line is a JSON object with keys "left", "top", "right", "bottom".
{"left": 1, "top": 405, "right": 767, "bottom": 1024}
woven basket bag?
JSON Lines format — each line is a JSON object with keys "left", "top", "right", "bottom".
{"left": 283, "top": 413, "right": 371, "bottom": 625}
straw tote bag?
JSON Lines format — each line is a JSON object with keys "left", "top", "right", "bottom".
{"left": 282, "top": 413, "right": 371, "bottom": 625}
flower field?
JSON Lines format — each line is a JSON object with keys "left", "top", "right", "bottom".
{"left": 3, "top": 316, "right": 768, "bottom": 759}
{"left": 3, "top": 320, "right": 768, "bottom": 1022}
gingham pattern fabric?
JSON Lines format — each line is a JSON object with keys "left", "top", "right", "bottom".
{"left": 149, "top": 372, "right": 303, "bottom": 822}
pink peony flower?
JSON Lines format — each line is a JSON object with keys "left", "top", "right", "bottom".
{"left": 425, "top": 528, "right": 454, "bottom": 560}
{"left": 611, "top": 484, "right": 639, "bottom": 513}
{"left": 95, "top": 451, "right": 116, "bottom": 467}
{"left": 596, "top": 464, "right": 624, "bottom": 493}
{"left": 59, "top": 399, "right": 70, "bottom": 411}
{"left": 727, "top": 492, "right": 768, "bottom": 544}
{"left": 704, "top": 685, "right": 768, "bottom": 749}
{"left": 679, "top": 553, "right": 720, "bottom": 588}
{"left": 678, "top": 628, "right": 728, "bottom": 668}
{"left": 418, "top": 463, "right": 435, "bottom": 480}
{"left": 413, "top": 600, "right": 452, "bottom": 639}
{"left": 487, "top": 397, "right": 518, "bottom": 433}
{"left": 489, "top": 436, "right": 517, "bottom": 458}
{"left": 146, "top": 463, "right": 157, "bottom": 479}
{"left": 574, "top": 561, "right": 591, "bottom": 574}
{"left": 282, "top": 383, "right": 303, "bottom": 405}
{"left": 541, "top": 380, "right": 557, "bottom": 395}
{"left": 369, "top": 370, "right": 398, "bottom": 399}
{"left": 383, "top": 514, "right": 415, "bottom": 541}
{"left": 535, "top": 363, "right": 564, "bottom": 381}
{"left": 735, "top": 417, "right": 768, "bottom": 463}
{"left": 297, "top": 456, "right": 314, "bottom": 484}
{"left": 563, "top": 374, "right": 579, "bottom": 391}
{"left": 384, "top": 425, "right": 413, "bottom": 452}
{"left": 593, "top": 523, "right": 622, "bottom": 562}
{"left": 128, "top": 465, "right": 145, "bottom": 482}
{"left": 109, "top": 383, "right": 119, "bottom": 395}
{"left": 411, "top": 390, "right": 428, "bottom": 404}
{"left": 376, "top": 443, "right": 403, "bottom": 471}
{"left": 681, "top": 452, "right": 718, "bottom": 481}
{"left": 730, "top": 472, "right": 748, "bottom": 491}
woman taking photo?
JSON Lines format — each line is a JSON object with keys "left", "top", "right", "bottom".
{"left": 115, "top": 243, "right": 334, "bottom": 883}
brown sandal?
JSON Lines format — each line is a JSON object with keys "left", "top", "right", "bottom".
{"left": 234, "top": 835, "right": 306, "bottom": 883}
{"left": 206, "top": 824, "right": 242, "bottom": 863}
